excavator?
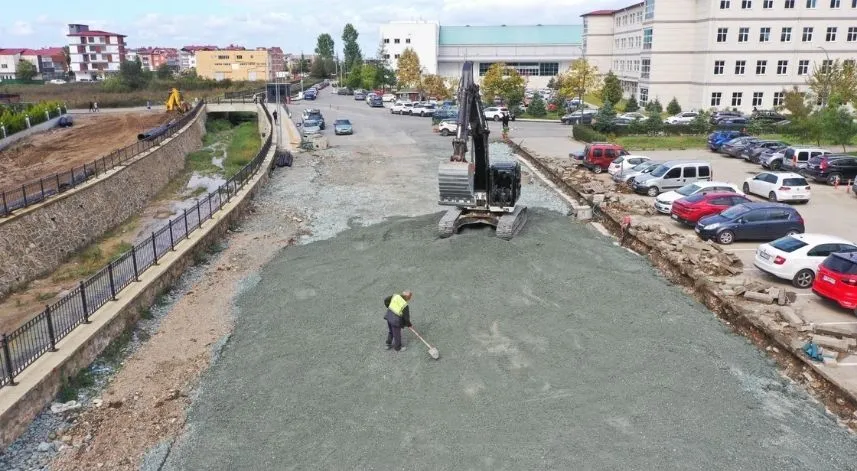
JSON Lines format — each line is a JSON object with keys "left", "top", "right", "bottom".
{"left": 165, "top": 88, "right": 190, "bottom": 113}
{"left": 437, "top": 61, "right": 527, "bottom": 240}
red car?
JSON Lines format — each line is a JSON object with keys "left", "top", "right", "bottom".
{"left": 813, "top": 252, "right": 857, "bottom": 315}
{"left": 670, "top": 192, "right": 752, "bottom": 226}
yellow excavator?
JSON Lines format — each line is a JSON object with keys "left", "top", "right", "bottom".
{"left": 166, "top": 88, "right": 190, "bottom": 113}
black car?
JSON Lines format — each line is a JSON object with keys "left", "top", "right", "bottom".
{"left": 709, "top": 110, "right": 744, "bottom": 125}
{"left": 715, "top": 117, "right": 750, "bottom": 128}
{"left": 696, "top": 202, "right": 805, "bottom": 245}
{"left": 305, "top": 110, "right": 325, "bottom": 129}
{"left": 561, "top": 110, "right": 596, "bottom": 125}
{"left": 741, "top": 140, "right": 789, "bottom": 163}
{"left": 721, "top": 137, "right": 760, "bottom": 158}
{"left": 612, "top": 117, "right": 633, "bottom": 127}
{"left": 803, "top": 154, "right": 857, "bottom": 185}
{"left": 751, "top": 110, "right": 787, "bottom": 123}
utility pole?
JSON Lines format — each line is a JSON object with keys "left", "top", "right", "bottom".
{"left": 817, "top": 46, "right": 832, "bottom": 108}
{"left": 300, "top": 50, "right": 304, "bottom": 94}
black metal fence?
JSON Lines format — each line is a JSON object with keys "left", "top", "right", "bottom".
{"left": 0, "top": 102, "right": 274, "bottom": 389}
{"left": 0, "top": 101, "right": 205, "bottom": 217}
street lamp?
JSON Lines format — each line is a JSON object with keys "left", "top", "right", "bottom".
{"left": 817, "top": 45, "right": 832, "bottom": 107}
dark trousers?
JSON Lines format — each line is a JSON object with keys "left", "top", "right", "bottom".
{"left": 386, "top": 321, "right": 403, "bottom": 350}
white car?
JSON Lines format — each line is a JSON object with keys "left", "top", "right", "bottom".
{"left": 742, "top": 172, "right": 811, "bottom": 203}
{"left": 755, "top": 233, "right": 857, "bottom": 288}
{"left": 483, "top": 107, "right": 511, "bottom": 121}
{"left": 654, "top": 181, "right": 742, "bottom": 214}
{"left": 438, "top": 119, "right": 458, "bottom": 136}
{"left": 608, "top": 155, "right": 651, "bottom": 176}
{"left": 390, "top": 101, "right": 413, "bottom": 114}
{"left": 664, "top": 111, "right": 699, "bottom": 125}
{"left": 382, "top": 93, "right": 396, "bottom": 102}
{"left": 620, "top": 112, "right": 648, "bottom": 121}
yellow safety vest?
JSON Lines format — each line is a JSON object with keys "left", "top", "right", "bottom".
{"left": 388, "top": 294, "right": 408, "bottom": 316}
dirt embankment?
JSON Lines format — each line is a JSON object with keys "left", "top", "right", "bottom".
{"left": 0, "top": 112, "right": 172, "bottom": 189}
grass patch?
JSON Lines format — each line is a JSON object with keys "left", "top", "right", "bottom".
{"left": 224, "top": 121, "right": 261, "bottom": 177}
{"left": 53, "top": 240, "right": 134, "bottom": 282}
{"left": 519, "top": 111, "right": 561, "bottom": 120}
{"left": 56, "top": 368, "right": 95, "bottom": 402}
{"left": 614, "top": 134, "right": 708, "bottom": 150}
{"left": 35, "top": 291, "right": 58, "bottom": 302}
{"left": 581, "top": 93, "right": 626, "bottom": 111}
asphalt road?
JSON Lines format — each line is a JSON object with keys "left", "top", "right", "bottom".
{"left": 159, "top": 93, "right": 857, "bottom": 470}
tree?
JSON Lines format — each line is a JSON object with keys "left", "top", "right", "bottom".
{"left": 778, "top": 86, "right": 811, "bottom": 119}
{"left": 422, "top": 74, "right": 451, "bottom": 99}
{"left": 644, "top": 108, "right": 663, "bottom": 134}
{"left": 396, "top": 47, "right": 422, "bottom": 89}
{"left": 342, "top": 24, "right": 363, "bottom": 72}
{"left": 374, "top": 40, "right": 395, "bottom": 90}
{"left": 645, "top": 98, "right": 663, "bottom": 113}
{"left": 360, "top": 62, "right": 378, "bottom": 89}
{"left": 666, "top": 97, "right": 682, "bottom": 115}
{"left": 600, "top": 71, "right": 622, "bottom": 107}
{"left": 558, "top": 59, "right": 602, "bottom": 104}
{"left": 624, "top": 95, "right": 639, "bottom": 112}
{"left": 446, "top": 76, "right": 460, "bottom": 96}
{"left": 118, "top": 57, "right": 148, "bottom": 90}
{"left": 807, "top": 59, "right": 857, "bottom": 107}
{"left": 527, "top": 93, "right": 547, "bottom": 117}
{"left": 821, "top": 105, "right": 857, "bottom": 152}
{"left": 16, "top": 59, "right": 37, "bottom": 81}
{"left": 593, "top": 100, "right": 617, "bottom": 133}
{"left": 546, "top": 77, "right": 556, "bottom": 90}
{"left": 315, "top": 33, "right": 335, "bottom": 59}
{"left": 345, "top": 63, "right": 363, "bottom": 89}
{"left": 481, "top": 63, "right": 525, "bottom": 110}
{"left": 310, "top": 56, "right": 328, "bottom": 78}
{"left": 156, "top": 63, "right": 173, "bottom": 80}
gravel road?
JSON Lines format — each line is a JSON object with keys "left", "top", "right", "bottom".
{"left": 159, "top": 93, "right": 857, "bottom": 470}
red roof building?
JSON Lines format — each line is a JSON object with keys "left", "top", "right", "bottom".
{"left": 66, "top": 24, "right": 127, "bottom": 81}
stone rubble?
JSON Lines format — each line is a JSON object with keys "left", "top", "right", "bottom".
{"left": 624, "top": 221, "right": 744, "bottom": 277}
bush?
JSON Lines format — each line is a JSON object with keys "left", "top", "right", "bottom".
{"left": 572, "top": 125, "right": 606, "bottom": 143}
{"left": 624, "top": 96, "right": 639, "bottom": 112}
{"left": 528, "top": 94, "right": 547, "bottom": 117}
{"left": 593, "top": 100, "right": 617, "bottom": 134}
{"left": 0, "top": 100, "right": 64, "bottom": 135}
{"left": 666, "top": 97, "right": 681, "bottom": 115}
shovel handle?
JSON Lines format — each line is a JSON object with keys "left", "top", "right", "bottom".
{"left": 408, "top": 327, "right": 433, "bottom": 349}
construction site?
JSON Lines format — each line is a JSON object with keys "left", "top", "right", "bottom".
{"left": 2, "top": 85, "right": 857, "bottom": 471}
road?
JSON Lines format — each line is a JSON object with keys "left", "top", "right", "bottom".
{"left": 159, "top": 92, "right": 857, "bottom": 470}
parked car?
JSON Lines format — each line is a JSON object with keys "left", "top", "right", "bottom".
{"left": 802, "top": 154, "right": 857, "bottom": 185}
{"left": 654, "top": 181, "right": 742, "bottom": 214}
{"left": 740, "top": 140, "right": 789, "bottom": 163}
{"left": 715, "top": 117, "right": 750, "bottom": 128}
{"left": 745, "top": 142, "right": 789, "bottom": 164}
{"left": 302, "top": 109, "right": 325, "bottom": 129}
{"left": 664, "top": 111, "right": 699, "bottom": 125}
{"left": 612, "top": 117, "right": 634, "bottom": 127}
{"left": 721, "top": 137, "right": 761, "bottom": 158}
{"left": 413, "top": 103, "right": 436, "bottom": 117}
{"left": 751, "top": 109, "right": 787, "bottom": 123}
{"left": 812, "top": 251, "right": 857, "bottom": 314}
{"left": 612, "top": 160, "right": 661, "bottom": 184}
{"left": 742, "top": 172, "right": 811, "bottom": 203}
{"left": 755, "top": 234, "right": 857, "bottom": 288}
{"left": 561, "top": 109, "right": 596, "bottom": 125}
{"left": 670, "top": 192, "right": 752, "bottom": 226}
{"left": 580, "top": 143, "right": 629, "bottom": 174}
{"left": 632, "top": 160, "right": 713, "bottom": 197}
{"left": 303, "top": 88, "right": 317, "bottom": 100}
{"left": 438, "top": 119, "right": 458, "bottom": 136}
{"left": 391, "top": 101, "right": 414, "bottom": 114}
{"left": 695, "top": 202, "right": 805, "bottom": 245}
{"left": 299, "top": 119, "right": 322, "bottom": 137}
{"left": 763, "top": 146, "right": 831, "bottom": 171}
{"left": 709, "top": 110, "right": 744, "bottom": 125}
{"left": 336, "top": 88, "right": 352, "bottom": 95}
{"left": 608, "top": 155, "right": 651, "bottom": 176}
{"left": 333, "top": 119, "right": 353, "bottom": 135}
{"left": 369, "top": 95, "right": 384, "bottom": 107}
{"left": 354, "top": 92, "right": 366, "bottom": 100}
{"left": 483, "top": 106, "right": 513, "bottom": 121}
{"left": 619, "top": 112, "right": 648, "bottom": 121}
{"left": 708, "top": 130, "right": 745, "bottom": 151}
{"left": 382, "top": 93, "right": 396, "bottom": 102}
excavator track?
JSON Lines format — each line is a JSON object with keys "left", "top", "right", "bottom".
{"left": 496, "top": 205, "right": 528, "bottom": 240}
{"left": 438, "top": 208, "right": 463, "bottom": 238}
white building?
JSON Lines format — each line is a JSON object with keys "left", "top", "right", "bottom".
{"left": 379, "top": 21, "right": 583, "bottom": 89}
{"left": 67, "top": 24, "right": 127, "bottom": 81}
{"left": 582, "top": 0, "right": 857, "bottom": 113}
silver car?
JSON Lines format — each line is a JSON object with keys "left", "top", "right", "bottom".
{"left": 300, "top": 119, "right": 322, "bottom": 137}
{"left": 612, "top": 160, "right": 660, "bottom": 184}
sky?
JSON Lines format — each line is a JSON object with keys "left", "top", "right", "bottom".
{"left": 0, "top": 0, "right": 630, "bottom": 55}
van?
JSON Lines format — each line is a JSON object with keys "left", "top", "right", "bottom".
{"left": 631, "top": 160, "right": 712, "bottom": 197}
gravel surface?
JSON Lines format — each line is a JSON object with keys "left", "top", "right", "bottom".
{"left": 160, "top": 95, "right": 857, "bottom": 470}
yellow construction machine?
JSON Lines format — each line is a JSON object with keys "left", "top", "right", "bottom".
{"left": 166, "top": 88, "right": 190, "bottom": 113}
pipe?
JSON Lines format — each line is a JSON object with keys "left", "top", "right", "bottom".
{"left": 137, "top": 124, "right": 169, "bottom": 141}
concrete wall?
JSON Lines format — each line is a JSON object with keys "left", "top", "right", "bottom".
{"left": 0, "top": 115, "right": 66, "bottom": 152}
{"left": 0, "top": 110, "right": 207, "bottom": 298}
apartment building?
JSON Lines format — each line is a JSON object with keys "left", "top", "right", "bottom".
{"left": 266, "top": 47, "right": 285, "bottom": 73}
{"left": 0, "top": 47, "right": 67, "bottom": 80}
{"left": 0, "top": 49, "right": 24, "bottom": 80}
{"left": 195, "top": 49, "right": 272, "bottom": 81}
{"left": 180, "top": 46, "right": 217, "bottom": 71}
{"left": 582, "top": 0, "right": 857, "bottom": 112}
{"left": 67, "top": 24, "right": 127, "bottom": 81}
{"left": 134, "top": 47, "right": 179, "bottom": 71}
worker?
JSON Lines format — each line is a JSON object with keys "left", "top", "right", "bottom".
{"left": 383, "top": 291, "right": 413, "bottom": 352}
{"left": 272, "top": 110, "right": 278, "bottom": 123}
{"left": 501, "top": 112, "right": 510, "bottom": 137}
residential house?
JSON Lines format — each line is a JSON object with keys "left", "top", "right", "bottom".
{"left": 67, "top": 24, "right": 127, "bottom": 81}
{"left": 195, "top": 48, "right": 272, "bottom": 81}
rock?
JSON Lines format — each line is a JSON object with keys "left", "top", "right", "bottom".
{"left": 812, "top": 334, "right": 852, "bottom": 352}
{"left": 107, "top": 399, "right": 123, "bottom": 408}
{"left": 733, "top": 285, "right": 747, "bottom": 295}
{"left": 48, "top": 431, "right": 57, "bottom": 440}
{"left": 743, "top": 291, "right": 775, "bottom": 303}
{"left": 61, "top": 435, "right": 72, "bottom": 443}
{"left": 50, "top": 400, "right": 81, "bottom": 414}
{"left": 92, "top": 398, "right": 103, "bottom": 407}
{"left": 778, "top": 306, "right": 804, "bottom": 326}
{"left": 813, "top": 323, "right": 857, "bottom": 337}
{"left": 37, "top": 442, "right": 52, "bottom": 452}
{"left": 837, "top": 398, "right": 846, "bottom": 406}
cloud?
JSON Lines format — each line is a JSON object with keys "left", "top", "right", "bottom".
{"left": 10, "top": 20, "right": 34, "bottom": 36}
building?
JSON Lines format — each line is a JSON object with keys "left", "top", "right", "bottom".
{"left": 66, "top": 24, "right": 127, "bottom": 81}
{"left": 134, "top": 47, "right": 179, "bottom": 71}
{"left": 0, "top": 49, "right": 24, "bottom": 80}
{"left": 180, "top": 46, "right": 217, "bottom": 71}
{"left": 267, "top": 47, "right": 285, "bottom": 73}
{"left": 195, "top": 49, "right": 272, "bottom": 81}
{"left": 379, "top": 21, "right": 583, "bottom": 89}
{"left": 582, "top": 0, "right": 857, "bottom": 113}
{"left": 0, "top": 47, "right": 67, "bottom": 81}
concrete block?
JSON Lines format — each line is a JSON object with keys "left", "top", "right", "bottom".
{"left": 823, "top": 357, "right": 839, "bottom": 366}
{"left": 778, "top": 306, "right": 804, "bottom": 326}
{"left": 590, "top": 194, "right": 605, "bottom": 205}
{"left": 766, "top": 287, "right": 782, "bottom": 298}
{"left": 721, "top": 289, "right": 736, "bottom": 296}
{"left": 811, "top": 334, "right": 853, "bottom": 352}
{"left": 743, "top": 291, "right": 775, "bottom": 303}
{"left": 821, "top": 347, "right": 841, "bottom": 360}
{"left": 812, "top": 323, "right": 857, "bottom": 338}
{"left": 572, "top": 204, "right": 592, "bottom": 221}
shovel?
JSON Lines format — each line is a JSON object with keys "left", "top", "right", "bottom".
{"left": 408, "top": 326, "right": 440, "bottom": 360}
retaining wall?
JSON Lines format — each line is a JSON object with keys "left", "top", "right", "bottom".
{"left": 0, "top": 111, "right": 207, "bottom": 298}
{"left": 0, "top": 116, "right": 66, "bottom": 152}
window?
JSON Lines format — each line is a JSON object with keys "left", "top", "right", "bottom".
{"left": 683, "top": 167, "right": 697, "bottom": 178}
{"left": 822, "top": 59, "right": 833, "bottom": 73}
{"left": 846, "top": 59, "right": 856, "bottom": 68}
{"left": 756, "top": 60, "right": 767, "bottom": 74}
{"left": 699, "top": 166, "right": 711, "bottom": 177}
{"left": 732, "top": 92, "right": 743, "bottom": 106}
{"left": 640, "top": 87, "right": 649, "bottom": 105}
{"left": 831, "top": 0, "right": 841, "bottom": 6}
{"left": 848, "top": 27, "right": 857, "bottom": 41}
{"left": 383, "top": 38, "right": 390, "bottom": 43}
{"left": 752, "top": 92, "right": 764, "bottom": 106}
{"left": 760, "top": 27, "right": 771, "bottom": 41}
{"left": 777, "top": 60, "right": 788, "bottom": 74}
{"left": 641, "top": 58, "right": 651, "bottom": 78}
{"left": 714, "top": 60, "right": 725, "bottom": 74}
{"left": 807, "top": 0, "right": 817, "bottom": 6}
{"left": 405, "top": 38, "right": 411, "bottom": 43}
{"left": 827, "top": 27, "right": 837, "bottom": 41}
{"left": 394, "top": 54, "right": 400, "bottom": 59}
{"left": 738, "top": 27, "right": 749, "bottom": 42}
{"left": 717, "top": 28, "right": 728, "bottom": 42}
{"left": 394, "top": 38, "right": 400, "bottom": 44}
{"left": 781, "top": 27, "right": 792, "bottom": 41}
{"left": 785, "top": 0, "right": 795, "bottom": 6}
{"left": 742, "top": 0, "right": 752, "bottom": 6}
{"left": 711, "top": 92, "right": 723, "bottom": 106}
{"left": 644, "top": 0, "right": 655, "bottom": 18}
{"left": 735, "top": 60, "right": 746, "bottom": 74}
{"left": 773, "top": 91, "right": 785, "bottom": 106}
{"left": 764, "top": 0, "right": 774, "bottom": 5}
{"left": 803, "top": 26, "right": 814, "bottom": 41}
{"left": 643, "top": 28, "right": 653, "bottom": 49}
{"left": 721, "top": 0, "right": 730, "bottom": 6}
{"left": 665, "top": 168, "right": 681, "bottom": 179}
{"left": 798, "top": 59, "right": 809, "bottom": 74}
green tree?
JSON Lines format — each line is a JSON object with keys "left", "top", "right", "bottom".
{"left": 156, "top": 63, "right": 173, "bottom": 80}
{"left": 645, "top": 98, "right": 663, "bottom": 113}
{"left": 546, "top": 77, "right": 556, "bottom": 89}
{"left": 310, "top": 56, "right": 328, "bottom": 78}
{"left": 422, "top": 74, "right": 451, "bottom": 99}
{"left": 644, "top": 108, "right": 663, "bottom": 134}
{"left": 666, "top": 97, "right": 682, "bottom": 115}
{"left": 624, "top": 95, "right": 639, "bottom": 112}
{"left": 360, "top": 62, "right": 378, "bottom": 89}
{"left": 822, "top": 105, "right": 857, "bottom": 152}
{"left": 481, "top": 63, "right": 525, "bottom": 110}
{"left": 345, "top": 63, "right": 363, "bottom": 89}
{"left": 558, "top": 59, "right": 602, "bottom": 104}
{"left": 16, "top": 59, "right": 37, "bottom": 80}
{"left": 315, "top": 33, "right": 335, "bottom": 59}
{"left": 374, "top": 40, "right": 395, "bottom": 90}
{"left": 600, "top": 71, "right": 622, "bottom": 107}
{"left": 396, "top": 47, "right": 422, "bottom": 89}
{"left": 118, "top": 57, "right": 148, "bottom": 90}
{"left": 342, "top": 24, "right": 363, "bottom": 72}
{"left": 593, "top": 100, "right": 617, "bottom": 133}
{"left": 778, "top": 86, "right": 811, "bottom": 119}
{"left": 527, "top": 93, "right": 547, "bottom": 117}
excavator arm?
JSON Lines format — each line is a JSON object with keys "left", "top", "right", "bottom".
{"left": 450, "top": 62, "right": 490, "bottom": 195}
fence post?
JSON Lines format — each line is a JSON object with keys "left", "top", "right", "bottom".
{"left": 208, "top": 194, "right": 213, "bottom": 218}
{"left": 1, "top": 191, "right": 7, "bottom": 216}
{"left": 183, "top": 209, "right": 189, "bottom": 236}
{"left": 39, "top": 178, "right": 45, "bottom": 200}
{"left": 196, "top": 199, "right": 202, "bottom": 226}
{"left": 55, "top": 174, "right": 61, "bottom": 193}
{"left": 152, "top": 232, "right": 159, "bottom": 264}
{"left": 108, "top": 262, "right": 117, "bottom": 300}
{"left": 169, "top": 220, "right": 175, "bottom": 250}
{"left": 45, "top": 305, "right": 57, "bottom": 351}
{"left": 131, "top": 245, "right": 139, "bottom": 281}
{"left": 21, "top": 185, "right": 27, "bottom": 206}
{"left": 2, "top": 334, "right": 15, "bottom": 386}
{"left": 80, "top": 281, "right": 90, "bottom": 323}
